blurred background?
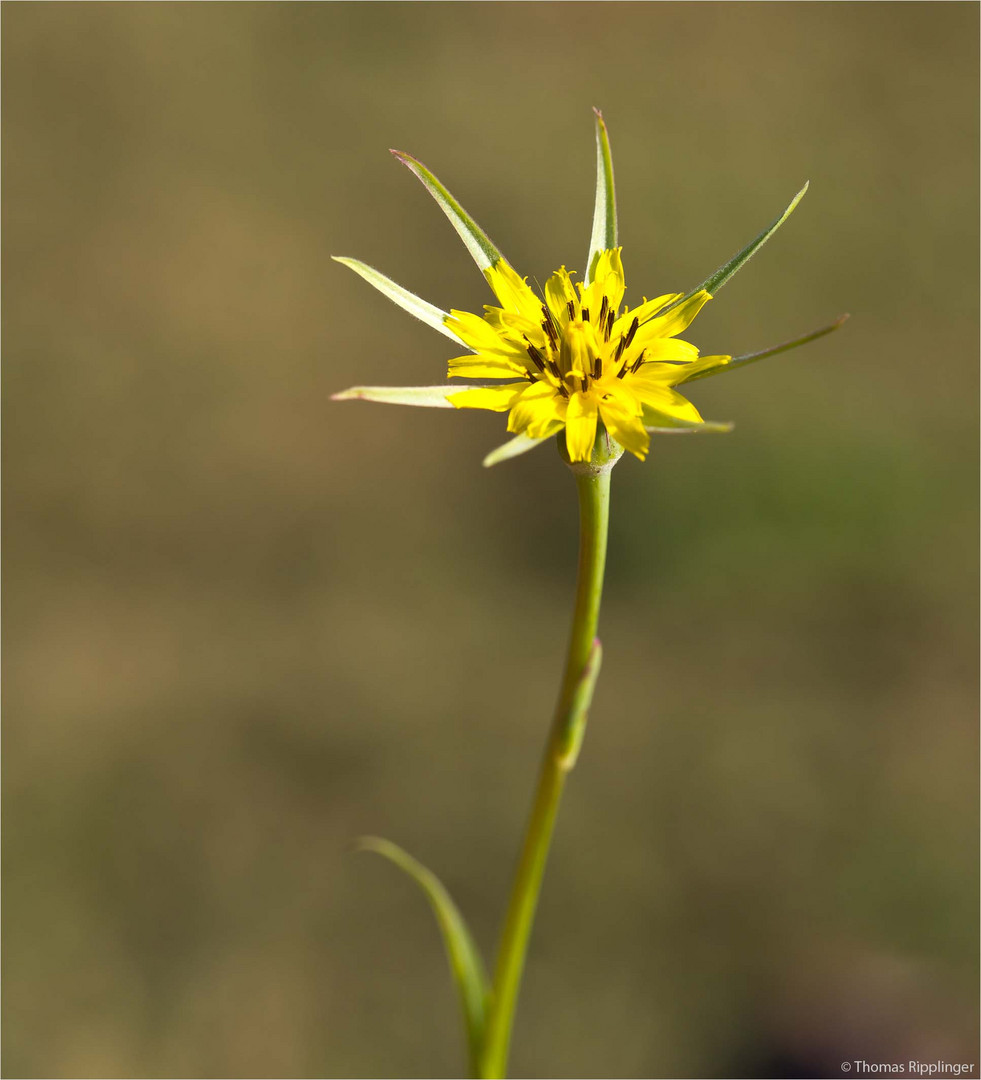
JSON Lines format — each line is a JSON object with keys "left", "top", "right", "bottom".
{"left": 3, "top": 4, "right": 978, "bottom": 1078}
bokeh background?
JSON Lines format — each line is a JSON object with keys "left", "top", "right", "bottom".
{"left": 4, "top": 4, "right": 978, "bottom": 1078}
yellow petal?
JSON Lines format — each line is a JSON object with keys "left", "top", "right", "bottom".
{"left": 448, "top": 383, "right": 527, "bottom": 412}
{"left": 445, "top": 310, "right": 520, "bottom": 356}
{"left": 507, "top": 381, "right": 567, "bottom": 438}
{"left": 619, "top": 336, "right": 701, "bottom": 378}
{"left": 598, "top": 395, "right": 650, "bottom": 460}
{"left": 640, "top": 338, "right": 700, "bottom": 362}
{"left": 483, "top": 307, "right": 545, "bottom": 345}
{"left": 564, "top": 393, "right": 599, "bottom": 462}
{"left": 634, "top": 290, "right": 711, "bottom": 345}
{"left": 633, "top": 383, "right": 705, "bottom": 426}
{"left": 613, "top": 292, "right": 681, "bottom": 337}
{"left": 484, "top": 260, "right": 542, "bottom": 323}
{"left": 447, "top": 354, "right": 528, "bottom": 379}
{"left": 545, "top": 267, "right": 578, "bottom": 327}
{"left": 589, "top": 248, "right": 625, "bottom": 312}
{"left": 597, "top": 378, "right": 642, "bottom": 415}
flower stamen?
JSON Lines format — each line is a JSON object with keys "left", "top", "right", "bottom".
{"left": 525, "top": 342, "right": 547, "bottom": 371}
{"left": 541, "top": 305, "right": 559, "bottom": 347}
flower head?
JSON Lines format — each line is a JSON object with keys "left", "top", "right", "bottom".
{"left": 333, "top": 111, "right": 845, "bottom": 468}
{"left": 445, "top": 250, "right": 723, "bottom": 462}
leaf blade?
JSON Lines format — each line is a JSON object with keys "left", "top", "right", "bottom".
{"left": 482, "top": 432, "right": 551, "bottom": 468}
{"left": 681, "top": 314, "right": 849, "bottom": 383}
{"left": 644, "top": 421, "right": 735, "bottom": 435}
{"left": 331, "top": 384, "right": 482, "bottom": 408}
{"left": 392, "top": 150, "right": 505, "bottom": 272}
{"left": 332, "top": 257, "right": 470, "bottom": 348}
{"left": 586, "top": 109, "right": 618, "bottom": 284}
{"left": 356, "top": 837, "right": 490, "bottom": 1074}
{"left": 670, "top": 182, "right": 809, "bottom": 310}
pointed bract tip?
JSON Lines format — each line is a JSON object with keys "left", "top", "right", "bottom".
{"left": 833, "top": 313, "right": 851, "bottom": 327}
{"left": 352, "top": 835, "right": 387, "bottom": 854}
{"left": 592, "top": 106, "right": 604, "bottom": 119}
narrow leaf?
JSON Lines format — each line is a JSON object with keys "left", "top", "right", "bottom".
{"left": 585, "top": 109, "right": 618, "bottom": 284}
{"left": 356, "top": 837, "right": 490, "bottom": 1075}
{"left": 392, "top": 150, "right": 505, "bottom": 272}
{"left": 668, "top": 183, "right": 809, "bottom": 311}
{"left": 681, "top": 314, "right": 849, "bottom": 384}
{"left": 332, "top": 257, "right": 471, "bottom": 348}
{"left": 331, "top": 384, "right": 479, "bottom": 408}
{"left": 645, "top": 421, "right": 735, "bottom": 435}
{"left": 482, "top": 433, "right": 551, "bottom": 468}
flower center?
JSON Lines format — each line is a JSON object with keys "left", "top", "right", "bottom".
{"left": 522, "top": 294, "right": 644, "bottom": 397}
{"left": 560, "top": 320, "right": 603, "bottom": 380}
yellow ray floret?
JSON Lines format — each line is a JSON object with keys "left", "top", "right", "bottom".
{"left": 444, "top": 249, "right": 727, "bottom": 462}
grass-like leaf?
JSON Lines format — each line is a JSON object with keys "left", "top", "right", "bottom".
{"left": 681, "top": 314, "right": 849, "bottom": 383}
{"left": 356, "top": 837, "right": 490, "bottom": 1075}
{"left": 668, "top": 183, "right": 809, "bottom": 311}
{"left": 644, "top": 421, "right": 735, "bottom": 435}
{"left": 585, "top": 109, "right": 618, "bottom": 285}
{"left": 331, "top": 384, "right": 478, "bottom": 408}
{"left": 332, "top": 257, "right": 471, "bottom": 348}
{"left": 483, "top": 432, "right": 552, "bottom": 468}
{"left": 392, "top": 150, "right": 505, "bottom": 273}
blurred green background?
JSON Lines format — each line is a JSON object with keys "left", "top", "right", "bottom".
{"left": 4, "top": 4, "right": 978, "bottom": 1078}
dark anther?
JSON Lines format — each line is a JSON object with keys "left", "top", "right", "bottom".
{"left": 547, "top": 359, "right": 562, "bottom": 379}
{"left": 605, "top": 310, "right": 615, "bottom": 341}
{"left": 598, "top": 296, "right": 609, "bottom": 325}
{"left": 540, "top": 305, "right": 558, "bottom": 345}
{"left": 613, "top": 336, "right": 627, "bottom": 363}
{"left": 567, "top": 300, "right": 576, "bottom": 320}
{"left": 526, "top": 343, "right": 546, "bottom": 371}
{"left": 630, "top": 349, "right": 647, "bottom": 373}
{"left": 624, "top": 317, "right": 639, "bottom": 348}
{"left": 594, "top": 356, "right": 603, "bottom": 379}
{"left": 580, "top": 377, "right": 589, "bottom": 393}
{"left": 581, "top": 307, "right": 589, "bottom": 323}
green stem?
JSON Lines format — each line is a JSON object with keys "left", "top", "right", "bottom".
{"left": 479, "top": 453, "right": 613, "bottom": 1079}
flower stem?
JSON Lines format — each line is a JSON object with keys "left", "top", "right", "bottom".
{"left": 479, "top": 460, "right": 612, "bottom": 1079}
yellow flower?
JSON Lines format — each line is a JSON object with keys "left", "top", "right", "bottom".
{"left": 333, "top": 111, "right": 845, "bottom": 468}
{"left": 444, "top": 251, "right": 726, "bottom": 462}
